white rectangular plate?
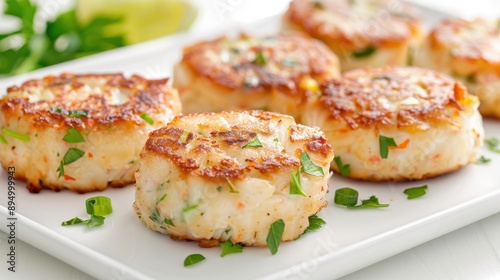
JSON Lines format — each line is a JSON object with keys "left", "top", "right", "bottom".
{"left": 1, "top": 6, "right": 500, "bottom": 280}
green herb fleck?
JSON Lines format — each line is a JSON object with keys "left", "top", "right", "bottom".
{"left": 2, "top": 128, "right": 30, "bottom": 142}
{"left": 0, "top": 134, "right": 7, "bottom": 144}
{"left": 63, "top": 127, "right": 85, "bottom": 143}
{"left": 184, "top": 254, "right": 205, "bottom": 267}
{"left": 289, "top": 170, "right": 306, "bottom": 196}
{"left": 220, "top": 240, "right": 243, "bottom": 257}
{"left": 85, "top": 215, "right": 105, "bottom": 228}
{"left": 311, "top": 1, "right": 324, "bottom": 9}
{"left": 242, "top": 136, "right": 263, "bottom": 148}
{"left": 226, "top": 177, "right": 239, "bottom": 193}
{"left": 273, "top": 138, "right": 279, "bottom": 142}
{"left": 349, "top": 196, "right": 389, "bottom": 209}
{"left": 404, "top": 185, "right": 428, "bottom": 199}
{"left": 352, "top": 45, "right": 377, "bottom": 58}
{"left": 334, "top": 187, "right": 358, "bottom": 207}
{"left": 300, "top": 152, "right": 324, "bottom": 176}
{"left": 334, "top": 156, "right": 350, "bottom": 177}
{"left": 379, "top": 135, "right": 398, "bottom": 159}
{"left": 164, "top": 218, "right": 175, "bottom": 227}
{"left": 140, "top": 113, "right": 154, "bottom": 125}
{"left": 476, "top": 155, "right": 491, "bottom": 164}
{"left": 157, "top": 193, "right": 167, "bottom": 203}
{"left": 149, "top": 207, "right": 161, "bottom": 223}
{"left": 61, "top": 217, "right": 85, "bottom": 226}
{"left": 57, "top": 148, "right": 85, "bottom": 178}
{"left": 266, "top": 219, "right": 285, "bottom": 255}
{"left": 297, "top": 215, "right": 326, "bottom": 238}
{"left": 485, "top": 137, "right": 500, "bottom": 153}
{"left": 252, "top": 51, "right": 267, "bottom": 66}
{"left": 466, "top": 74, "right": 476, "bottom": 84}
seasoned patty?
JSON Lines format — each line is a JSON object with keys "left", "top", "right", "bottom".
{"left": 133, "top": 110, "right": 334, "bottom": 247}
{"left": 413, "top": 18, "right": 500, "bottom": 118}
{"left": 173, "top": 33, "right": 340, "bottom": 120}
{"left": 0, "top": 73, "right": 181, "bottom": 193}
{"left": 283, "top": 0, "right": 424, "bottom": 71}
{"left": 301, "top": 67, "right": 484, "bottom": 181}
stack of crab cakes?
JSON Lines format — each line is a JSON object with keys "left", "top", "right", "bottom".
{"left": 302, "top": 66, "right": 484, "bottom": 181}
{"left": 414, "top": 18, "right": 500, "bottom": 118}
{"left": 173, "top": 33, "right": 340, "bottom": 121}
{"left": 0, "top": 73, "right": 181, "bottom": 193}
{"left": 283, "top": 0, "right": 424, "bottom": 71}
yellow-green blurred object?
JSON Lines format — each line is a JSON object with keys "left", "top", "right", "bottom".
{"left": 76, "top": 0, "right": 198, "bottom": 45}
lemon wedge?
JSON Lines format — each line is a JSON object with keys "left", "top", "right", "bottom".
{"left": 76, "top": 0, "right": 198, "bottom": 45}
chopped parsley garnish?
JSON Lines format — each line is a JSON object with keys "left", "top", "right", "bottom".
{"left": 334, "top": 156, "right": 350, "bottom": 177}
{"left": 140, "top": 113, "right": 154, "bottom": 125}
{"left": 57, "top": 148, "right": 85, "bottom": 178}
{"left": 85, "top": 196, "right": 113, "bottom": 216}
{"left": 242, "top": 136, "right": 263, "bottom": 148}
{"left": 164, "top": 218, "right": 175, "bottom": 227}
{"left": 182, "top": 204, "right": 198, "bottom": 222}
{"left": 63, "top": 127, "right": 85, "bottom": 143}
{"left": 220, "top": 240, "right": 243, "bottom": 257}
{"left": 266, "top": 219, "right": 285, "bottom": 255}
{"left": 476, "top": 155, "right": 491, "bottom": 164}
{"left": 379, "top": 135, "right": 398, "bottom": 159}
{"left": 0, "top": 134, "right": 7, "bottom": 144}
{"left": 273, "top": 137, "right": 279, "bottom": 142}
{"left": 225, "top": 178, "right": 239, "bottom": 193}
{"left": 157, "top": 193, "right": 167, "bottom": 203}
{"left": 352, "top": 45, "right": 377, "bottom": 58}
{"left": 403, "top": 185, "right": 428, "bottom": 199}
{"left": 485, "top": 137, "right": 500, "bottom": 153}
{"left": 300, "top": 152, "right": 324, "bottom": 176}
{"left": 334, "top": 188, "right": 389, "bottom": 209}
{"left": 2, "top": 128, "right": 30, "bottom": 142}
{"left": 289, "top": 170, "right": 306, "bottom": 196}
{"left": 184, "top": 254, "right": 205, "bottom": 267}
{"left": 252, "top": 51, "right": 267, "bottom": 66}
{"left": 297, "top": 215, "right": 326, "bottom": 239}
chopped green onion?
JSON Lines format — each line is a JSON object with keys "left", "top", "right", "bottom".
{"left": 0, "top": 134, "right": 7, "bottom": 144}
{"left": 379, "top": 135, "right": 398, "bottom": 159}
{"left": 334, "top": 156, "right": 350, "bottom": 177}
{"left": 300, "top": 152, "right": 324, "bottom": 176}
{"left": 157, "top": 193, "right": 167, "bottom": 203}
{"left": 61, "top": 217, "right": 85, "bottom": 226}
{"left": 140, "top": 113, "right": 154, "bottom": 125}
{"left": 252, "top": 51, "right": 266, "bottom": 66}
{"left": 220, "top": 240, "right": 243, "bottom": 257}
{"left": 149, "top": 207, "right": 161, "bottom": 223}
{"left": 242, "top": 136, "right": 263, "bottom": 148}
{"left": 266, "top": 219, "right": 285, "bottom": 255}
{"left": 2, "top": 128, "right": 30, "bottom": 142}
{"left": 164, "top": 218, "right": 175, "bottom": 227}
{"left": 184, "top": 254, "right": 205, "bottom": 267}
{"left": 485, "top": 137, "right": 500, "bottom": 153}
{"left": 404, "top": 185, "right": 428, "bottom": 199}
{"left": 182, "top": 204, "right": 198, "bottom": 222}
{"left": 225, "top": 177, "right": 239, "bottom": 193}
{"left": 334, "top": 187, "right": 358, "bottom": 207}
{"left": 63, "top": 127, "right": 85, "bottom": 143}
{"left": 476, "top": 155, "right": 491, "bottom": 164}
{"left": 85, "top": 196, "right": 113, "bottom": 216}
{"left": 352, "top": 45, "right": 377, "bottom": 58}
{"left": 85, "top": 215, "right": 105, "bottom": 228}
{"left": 289, "top": 170, "right": 306, "bottom": 196}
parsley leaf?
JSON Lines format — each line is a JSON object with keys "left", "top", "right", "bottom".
{"left": 298, "top": 215, "right": 326, "bottom": 238}
{"left": 252, "top": 51, "right": 266, "bottom": 66}
{"left": 242, "top": 136, "right": 263, "bottom": 148}
{"left": 184, "top": 254, "right": 205, "bottom": 267}
{"left": 57, "top": 148, "right": 85, "bottom": 178}
{"left": 300, "top": 152, "right": 324, "bottom": 176}
{"left": 334, "top": 156, "right": 350, "bottom": 177}
{"left": 404, "top": 185, "right": 428, "bottom": 199}
{"left": 352, "top": 45, "right": 377, "bottom": 58}
{"left": 379, "top": 135, "right": 398, "bottom": 159}
{"left": 476, "top": 155, "right": 491, "bottom": 164}
{"left": 164, "top": 218, "right": 175, "bottom": 227}
{"left": 266, "top": 219, "right": 285, "bottom": 255}
{"left": 219, "top": 240, "right": 243, "bottom": 257}
{"left": 485, "top": 137, "right": 500, "bottom": 153}
{"left": 348, "top": 195, "right": 389, "bottom": 209}
{"left": 290, "top": 170, "right": 306, "bottom": 196}
{"left": 63, "top": 127, "right": 85, "bottom": 143}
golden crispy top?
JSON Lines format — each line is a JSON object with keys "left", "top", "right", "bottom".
{"left": 286, "top": 0, "right": 422, "bottom": 48}
{"left": 317, "top": 67, "right": 479, "bottom": 130}
{"left": 144, "top": 110, "right": 333, "bottom": 179}
{"left": 430, "top": 18, "right": 500, "bottom": 64}
{"left": 180, "top": 34, "right": 339, "bottom": 93}
{"left": 1, "top": 73, "right": 179, "bottom": 129}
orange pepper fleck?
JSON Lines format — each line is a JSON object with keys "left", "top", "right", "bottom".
{"left": 237, "top": 202, "right": 245, "bottom": 209}
{"left": 88, "top": 152, "right": 93, "bottom": 158}
{"left": 64, "top": 174, "right": 76, "bottom": 181}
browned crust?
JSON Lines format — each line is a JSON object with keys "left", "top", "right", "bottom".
{"left": 286, "top": 0, "right": 422, "bottom": 49}
{"left": 317, "top": 66, "right": 478, "bottom": 130}
{"left": 180, "top": 34, "right": 338, "bottom": 93}
{"left": 143, "top": 110, "right": 332, "bottom": 179}
{"left": 1, "top": 73, "right": 176, "bottom": 129}
{"left": 430, "top": 18, "right": 500, "bottom": 68}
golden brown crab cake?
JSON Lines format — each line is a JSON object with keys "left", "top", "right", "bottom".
{"left": 283, "top": 0, "right": 424, "bottom": 71}
{"left": 133, "top": 110, "right": 334, "bottom": 247}
{"left": 413, "top": 18, "right": 500, "bottom": 118}
{"left": 301, "top": 67, "right": 484, "bottom": 181}
{"left": 173, "top": 34, "right": 340, "bottom": 120}
{"left": 0, "top": 73, "right": 181, "bottom": 193}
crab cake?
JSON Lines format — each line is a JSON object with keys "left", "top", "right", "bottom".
{"left": 173, "top": 34, "right": 340, "bottom": 120}
{"left": 133, "top": 110, "right": 334, "bottom": 247}
{"left": 283, "top": 0, "right": 424, "bottom": 71}
{"left": 0, "top": 73, "right": 181, "bottom": 193}
{"left": 413, "top": 18, "right": 500, "bottom": 118}
{"left": 301, "top": 67, "right": 484, "bottom": 181}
